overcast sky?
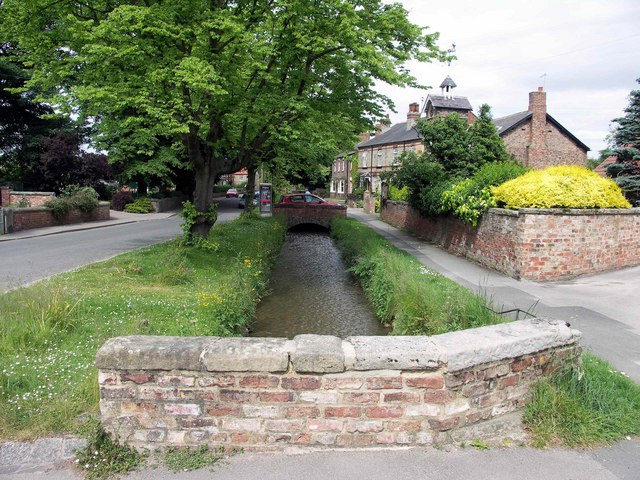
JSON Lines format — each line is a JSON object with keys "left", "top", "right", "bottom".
{"left": 379, "top": 0, "right": 640, "bottom": 158}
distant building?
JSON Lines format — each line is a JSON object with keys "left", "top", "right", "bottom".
{"left": 330, "top": 77, "right": 589, "bottom": 198}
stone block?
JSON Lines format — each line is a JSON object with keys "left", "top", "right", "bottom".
{"left": 292, "top": 335, "right": 345, "bottom": 373}
{"left": 96, "top": 336, "right": 211, "bottom": 371}
{"left": 201, "top": 338, "right": 292, "bottom": 372}
{"left": 345, "top": 336, "right": 444, "bottom": 371}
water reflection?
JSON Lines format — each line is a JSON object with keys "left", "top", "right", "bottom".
{"left": 250, "top": 228, "right": 389, "bottom": 339}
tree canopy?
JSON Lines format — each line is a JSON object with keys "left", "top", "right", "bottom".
{"left": 1, "top": 0, "right": 447, "bottom": 235}
{"left": 606, "top": 78, "right": 640, "bottom": 205}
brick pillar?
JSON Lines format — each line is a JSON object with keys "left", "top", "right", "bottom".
{"left": 0, "top": 186, "right": 11, "bottom": 207}
{"left": 528, "top": 87, "right": 547, "bottom": 169}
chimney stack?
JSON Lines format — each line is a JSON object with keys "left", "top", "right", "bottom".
{"left": 407, "top": 102, "right": 420, "bottom": 130}
{"left": 528, "top": 87, "right": 547, "bottom": 168}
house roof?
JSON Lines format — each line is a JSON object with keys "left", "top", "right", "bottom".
{"left": 357, "top": 122, "right": 421, "bottom": 148}
{"left": 492, "top": 111, "right": 590, "bottom": 152}
{"left": 425, "top": 95, "right": 473, "bottom": 112}
{"left": 439, "top": 75, "right": 457, "bottom": 89}
{"left": 595, "top": 155, "right": 617, "bottom": 177}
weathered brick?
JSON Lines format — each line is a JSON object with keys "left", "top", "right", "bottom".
{"left": 347, "top": 420, "right": 384, "bottom": 433}
{"left": 259, "top": 392, "right": 294, "bottom": 403}
{"left": 285, "top": 406, "right": 321, "bottom": 418}
{"left": 473, "top": 390, "right": 507, "bottom": 408}
{"left": 404, "top": 374, "right": 444, "bottom": 389}
{"left": 101, "top": 386, "right": 136, "bottom": 400}
{"left": 376, "top": 432, "right": 395, "bottom": 444}
{"left": 292, "top": 433, "right": 311, "bottom": 445}
{"left": 323, "top": 377, "right": 364, "bottom": 390}
{"left": 461, "top": 382, "right": 489, "bottom": 397}
{"left": 324, "top": 406, "right": 362, "bottom": 418}
{"left": 365, "top": 376, "right": 402, "bottom": 390}
{"left": 480, "top": 364, "right": 510, "bottom": 380}
{"left": 120, "top": 402, "right": 157, "bottom": 415}
{"left": 243, "top": 405, "right": 280, "bottom": 418}
{"left": 178, "top": 389, "right": 217, "bottom": 401}
{"left": 466, "top": 409, "right": 492, "bottom": 424}
{"left": 511, "top": 358, "right": 533, "bottom": 372}
{"left": 239, "top": 375, "right": 280, "bottom": 389}
{"left": 179, "top": 418, "right": 218, "bottom": 428}
{"left": 205, "top": 404, "right": 242, "bottom": 417}
{"left": 385, "top": 420, "right": 422, "bottom": 432}
{"left": 219, "top": 389, "right": 259, "bottom": 403}
{"left": 428, "top": 417, "right": 460, "bottom": 432}
{"left": 342, "top": 392, "right": 380, "bottom": 404}
{"left": 365, "top": 406, "right": 403, "bottom": 418}
{"left": 138, "top": 387, "right": 178, "bottom": 401}
{"left": 120, "top": 373, "right": 154, "bottom": 384}
{"left": 383, "top": 392, "right": 420, "bottom": 403}
{"left": 164, "top": 403, "right": 201, "bottom": 416}
{"left": 443, "top": 398, "right": 470, "bottom": 415}
{"left": 336, "top": 434, "right": 374, "bottom": 447}
{"left": 405, "top": 404, "right": 442, "bottom": 417}
{"left": 444, "top": 371, "right": 475, "bottom": 388}
{"left": 230, "top": 432, "right": 249, "bottom": 443}
{"left": 310, "top": 432, "right": 338, "bottom": 446}
{"left": 198, "top": 375, "right": 236, "bottom": 387}
{"left": 281, "top": 377, "right": 321, "bottom": 390}
{"left": 424, "top": 390, "right": 451, "bottom": 404}
{"left": 299, "top": 391, "right": 339, "bottom": 404}
{"left": 497, "top": 375, "right": 519, "bottom": 389}
{"left": 221, "top": 418, "right": 262, "bottom": 432}
{"left": 308, "top": 419, "right": 344, "bottom": 432}
{"left": 265, "top": 419, "right": 305, "bottom": 432}
{"left": 157, "top": 374, "right": 196, "bottom": 387}
{"left": 98, "top": 371, "right": 118, "bottom": 385}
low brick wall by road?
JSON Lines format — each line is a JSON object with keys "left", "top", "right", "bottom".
{"left": 150, "top": 195, "right": 188, "bottom": 213}
{"left": 97, "top": 319, "right": 581, "bottom": 451}
{"left": 381, "top": 201, "right": 640, "bottom": 281}
{"left": 7, "top": 202, "right": 110, "bottom": 233}
{"left": 9, "top": 191, "right": 55, "bottom": 207}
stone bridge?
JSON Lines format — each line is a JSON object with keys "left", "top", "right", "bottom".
{"left": 272, "top": 203, "right": 347, "bottom": 229}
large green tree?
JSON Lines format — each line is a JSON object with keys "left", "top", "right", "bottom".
{"left": 606, "top": 78, "right": 640, "bottom": 205}
{"left": 1, "top": 0, "right": 446, "bottom": 235}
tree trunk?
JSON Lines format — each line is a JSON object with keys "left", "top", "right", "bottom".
{"left": 245, "top": 164, "right": 257, "bottom": 209}
{"left": 192, "top": 157, "right": 218, "bottom": 238}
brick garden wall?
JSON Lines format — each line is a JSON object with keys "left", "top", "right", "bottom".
{"left": 97, "top": 319, "right": 581, "bottom": 451}
{"left": 381, "top": 201, "right": 640, "bottom": 281}
{"left": 9, "top": 191, "right": 55, "bottom": 207}
{"left": 9, "top": 202, "right": 110, "bottom": 233}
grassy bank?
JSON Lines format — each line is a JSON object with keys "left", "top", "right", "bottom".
{"left": 330, "top": 217, "right": 502, "bottom": 335}
{"left": 525, "top": 353, "right": 640, "bottom": 447}
{"left": 0, "top": 214, "right": 286, "bottom": 440}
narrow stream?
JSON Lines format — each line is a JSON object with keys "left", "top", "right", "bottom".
{"left": 250, "top": 228, "right": 389, "bottom": 339}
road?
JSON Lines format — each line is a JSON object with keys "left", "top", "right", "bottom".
{"left": 0, "top": 197, "right": 241, "bottom": 292}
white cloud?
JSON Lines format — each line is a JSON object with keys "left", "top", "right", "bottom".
{"left": 378, "top": 0, "right": 640, "bottom": 157}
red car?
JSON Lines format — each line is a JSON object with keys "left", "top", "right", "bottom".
{"left": 225, "top": 188, "right": 239, "bottom": 198}
{"left": 279, "top": 193, "right": 339, "bottom": 206}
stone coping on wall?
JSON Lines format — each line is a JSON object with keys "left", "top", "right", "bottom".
{"left": 489, "top": 206, "right": 640, "bottom": 216}
{"left": 97, "top": 319, "right": 579, "bottom": 374}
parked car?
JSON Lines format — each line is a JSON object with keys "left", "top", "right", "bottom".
{"left": 226, "top": 188, "right": 239, "bottom": 198}
{"left": 278, "top": 193, "right": 339, "bottom": 206}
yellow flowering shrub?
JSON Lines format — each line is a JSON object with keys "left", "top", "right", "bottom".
{"left": 491, "top": 165, "right": 632, "bottom": 209}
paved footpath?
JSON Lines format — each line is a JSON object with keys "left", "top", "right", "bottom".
{"left": 1, "top": 208, "right": 638, "bottom": 479}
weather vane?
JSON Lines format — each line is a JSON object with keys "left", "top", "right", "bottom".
{"left": 446, "top": 42, "right": 456, "bottom": 67}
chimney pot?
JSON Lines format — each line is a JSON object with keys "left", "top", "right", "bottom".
{"left": 538, "top": 86, "right": 544, "bottom": 92}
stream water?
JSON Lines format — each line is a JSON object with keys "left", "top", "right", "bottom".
{"left": 250, "top": 228, "right": 389, "bottom": 339}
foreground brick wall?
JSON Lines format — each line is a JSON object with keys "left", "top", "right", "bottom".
{"left": 381, "top": 201, "right": 640, "bottom": 281}
{"left": 9, "top": 202, "right": 110, "bottom": 232}
{"left": 97, "top": 319, "right": 581, "bottom": 451}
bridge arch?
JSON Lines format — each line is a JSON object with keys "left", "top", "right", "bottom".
{"left": 272, "top": 203, "right": 347, "bottom": 230}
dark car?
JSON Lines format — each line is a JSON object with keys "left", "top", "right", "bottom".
{"left": 279, "top": 194, "right": 339, "bottom": 206}
{"left": 226, "top": 188, "right": 239, "bottom": 198}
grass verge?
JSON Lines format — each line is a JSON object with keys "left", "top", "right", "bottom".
{"left": 524, "top": 353, "right": 640, "bottom": 447}
{"left": 330, "top": 217, "right": 502, "bottom": 335}
{"left": 0, "top": 214, "right": 286, "bottom": 440}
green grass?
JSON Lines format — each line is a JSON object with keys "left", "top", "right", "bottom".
{"left": 330, "top": 217, "right": 502, "bottom": 335}
{"left": 0, "top": 215, "right": 286, "bottom": 440}
{"left": 524, "top": 353, "right": 640, "bottom": 447}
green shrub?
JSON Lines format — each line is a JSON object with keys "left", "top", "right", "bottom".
{"left": 492, "top": 165, "right": 632, "bottom": 209}
{"left": 44, "top": 186, "right": 99, "bottom": 219}
{"left": 124, "top": 197, "right": 154, "bottom": 214}
{"left": 441, "top": 161, "right": 528, "bottom": 226}
{"left": 415, "top": 178, "right": 453, "bottom": 216}
{"left": 389, "top": 185, "right": 409, "bottom": 202}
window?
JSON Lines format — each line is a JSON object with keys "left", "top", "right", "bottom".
{"left": 338, "top": 180, "right": 345, "bottom": 194}
{"left": 377, "top": 149, "right": 382, "bottom": 167}
{"left": 330, "top": 181, "right": 336, "bottom": 193}
{"left": 361, "top": 151, "right": 368, "bottom": 167}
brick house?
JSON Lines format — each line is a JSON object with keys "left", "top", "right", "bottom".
{"left": 493, "top": 87, "right": 589, "bottom": 168}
